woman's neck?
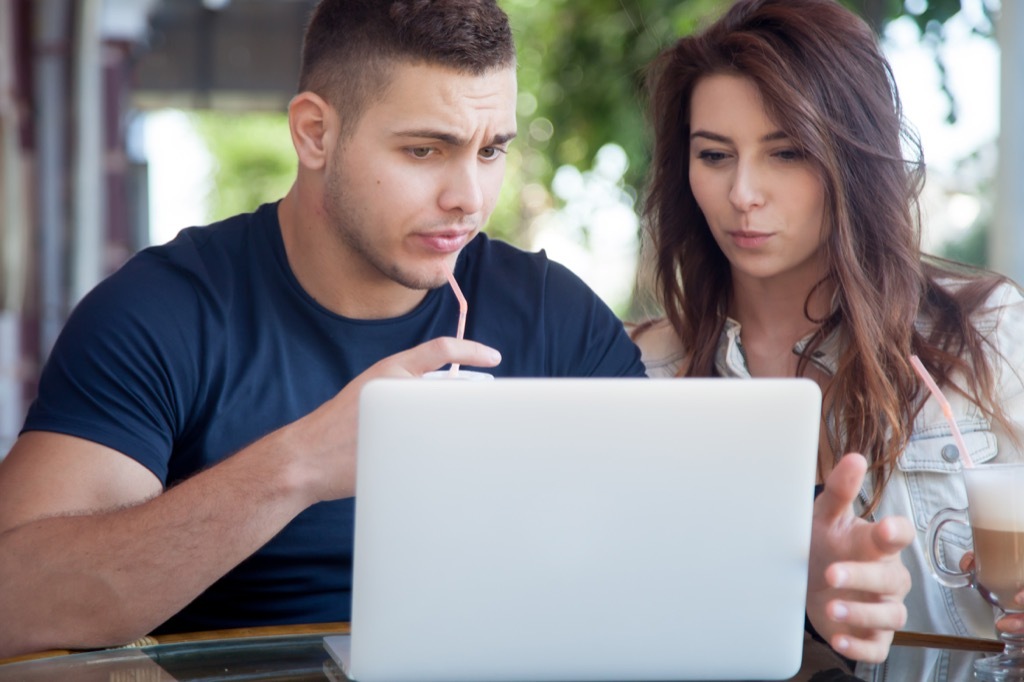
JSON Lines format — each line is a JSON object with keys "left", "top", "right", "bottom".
{"left": 729, "top": 273, "right": 835, "bottom": 377}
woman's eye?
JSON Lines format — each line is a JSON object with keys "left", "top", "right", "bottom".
{"left": 696, "top": 150, "right": 728, "bottom": 163}
{"left": 775, "top": 148, "right": 804, "bottom": 161}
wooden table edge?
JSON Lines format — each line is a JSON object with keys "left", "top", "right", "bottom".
{"left": 0, "top": 621, "right": 350, "bottom": 666}
{"left": 3, "top": 625, "right": 1002, "bottom": 667}
{"left": 892, "top": 630, "right": 1003, "bottom": 652}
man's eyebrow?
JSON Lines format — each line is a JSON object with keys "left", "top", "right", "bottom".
{"left": 393, "top": 129, "right": 518, "bottom": 146}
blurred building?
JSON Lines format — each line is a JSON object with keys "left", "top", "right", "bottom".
{"left": 0, "top": 0, "right": 314, "bottom": 455}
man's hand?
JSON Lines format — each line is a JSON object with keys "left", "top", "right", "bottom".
{"left": 806, "top": 453, "right": 914, "bottom": 662}
{"left": 288, "top": 337, "right": 502, "bottom": 504}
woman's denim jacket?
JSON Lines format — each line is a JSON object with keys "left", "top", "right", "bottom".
{"left": 635, "top": 282, "right": 1024, "bottom": 682}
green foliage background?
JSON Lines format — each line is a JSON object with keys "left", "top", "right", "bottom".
{"left": 192, "top": 113, "right": 297, "bottom": 222}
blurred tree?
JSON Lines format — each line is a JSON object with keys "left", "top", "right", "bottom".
{"left": 937, "top": 143, "right": 996, "bottom": 267}
{"left": 192, "top": 111, "right": 296, "bottom": 223}
{"left": 503, "top": 0, "right": 722, "bottom": 192}
{"left": 849, "top": 0, "right": 968, "bottom": 32}
{"left": 942, "top": 222, "right": 988, "bottom": 266}
{"left": 493, "top": 0, "right": 726, "bottom": 247}
{"left": 856, "top": 0, "right": 997, "bottom": 126}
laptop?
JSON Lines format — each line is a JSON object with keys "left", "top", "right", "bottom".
{"left": 325, "top": 378, "right": 821, "bottom": 682}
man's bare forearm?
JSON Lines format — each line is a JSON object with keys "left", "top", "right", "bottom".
{"left": 0, "top": 428, "right": 316, "bottom": 657}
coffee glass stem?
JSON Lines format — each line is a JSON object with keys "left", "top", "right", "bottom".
{"left": 975, "top": 631, "right": 1024, "bottom": 681}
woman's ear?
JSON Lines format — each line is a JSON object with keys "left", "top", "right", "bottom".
{"left": 288, "top": 92, "right": 336, "bottom": 171}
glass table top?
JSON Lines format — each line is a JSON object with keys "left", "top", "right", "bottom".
{"left": 0, "top": 628, "right": 1004, "bottom": 682}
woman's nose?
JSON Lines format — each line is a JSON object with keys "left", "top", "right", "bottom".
{"left": 728, "top": 160, "right": 766, "bottom": 212}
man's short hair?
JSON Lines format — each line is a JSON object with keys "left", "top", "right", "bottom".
{"left": 298, "top": 0, "right": 516, "bottom": 132}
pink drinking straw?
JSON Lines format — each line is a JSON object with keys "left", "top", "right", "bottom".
{"left": 909, "top": 354, "right": 974, "bottom": 468}
{"left": 444, "top": 265, "right": 468, "bottom": 377}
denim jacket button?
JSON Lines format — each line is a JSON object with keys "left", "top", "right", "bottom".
{"left": 941, "top": 443, "right": 960, "bottom": 463}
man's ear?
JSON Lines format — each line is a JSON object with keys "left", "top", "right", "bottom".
{"left": 288, "top": 92, "right": 337, "bottom": 171}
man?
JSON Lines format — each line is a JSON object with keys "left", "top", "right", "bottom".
{"left": 0, "top": 0, "right": 911, "bottom": 661}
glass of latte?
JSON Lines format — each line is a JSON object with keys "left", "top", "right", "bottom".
{"left": 927, "top": 462, "right": 1024, "bottom": 681}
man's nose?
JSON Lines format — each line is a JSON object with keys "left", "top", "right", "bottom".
{"left": 439, "top": 161, "right": 484, "bottom": 215}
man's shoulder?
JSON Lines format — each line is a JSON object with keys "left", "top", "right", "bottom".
{"left": 101, "top": 204, "right": 277, "bottom": 303}
{"left": 141, "top": 204, "right": 274, "bottom": 273}
{"left": 66, "top": 205, "right": 278, "bottom": 341}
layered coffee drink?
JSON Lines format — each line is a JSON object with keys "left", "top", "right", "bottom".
{"left": 972, "top": 527, "right": 1024, "bottom": 609}
{"left": 965, "top": 465, "right": 1024, "bottom": 612}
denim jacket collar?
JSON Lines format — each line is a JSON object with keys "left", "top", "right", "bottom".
{"left": 715, "top": 317, "right": 841, "bottom": 378}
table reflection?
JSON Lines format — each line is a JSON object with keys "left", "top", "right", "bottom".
{"left": 0, "top": 628, "right": 1005, "bottom": 682}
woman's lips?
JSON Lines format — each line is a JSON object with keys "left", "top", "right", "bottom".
{"left": 728, "top": 230, "right": 773, "bottom": 248}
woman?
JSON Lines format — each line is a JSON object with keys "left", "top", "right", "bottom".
{"left": 632, "top": 0, "right": 1024, "bottom": 680}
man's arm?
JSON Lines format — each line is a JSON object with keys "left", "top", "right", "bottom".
{"left": 805, "top": 453, "right": 914, "bottom": 663}
{"left": 0, "top": 337, "right": 501, "bottom": 658}
{"left": 0, "top": 430, "right": 312, "bottom": 655}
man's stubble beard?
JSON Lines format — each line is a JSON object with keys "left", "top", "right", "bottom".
{"left": 322, "top": 157, "right": 448, "bottom": 292}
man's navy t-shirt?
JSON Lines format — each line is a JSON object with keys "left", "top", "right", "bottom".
{"left": 23, "top": 202, "right": 646, "bottom": 633}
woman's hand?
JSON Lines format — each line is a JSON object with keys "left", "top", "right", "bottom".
{"left": 806, "top": 453, "right": 914, "bottom": 662}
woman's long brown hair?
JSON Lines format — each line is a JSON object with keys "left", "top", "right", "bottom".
{"left": 643, "top": 0, "right": 1013, "bottom": 512}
